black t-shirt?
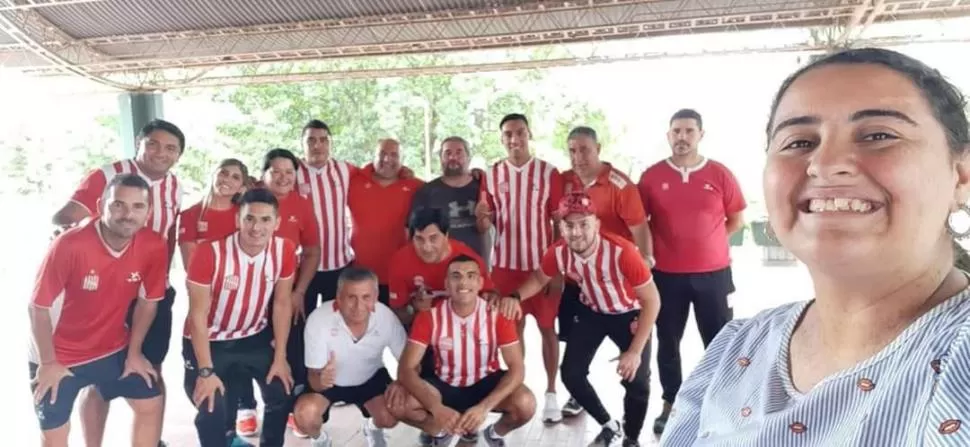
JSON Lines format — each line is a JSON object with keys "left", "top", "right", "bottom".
{"left": 409, "top": 177, "right": 485, "bottom": 258}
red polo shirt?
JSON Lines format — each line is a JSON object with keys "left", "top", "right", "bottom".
{"left": 562, "top": 162, "right": 646, "bottom": 242}
{"left": 638, "top": 158, "right": 746, "bottom": 273}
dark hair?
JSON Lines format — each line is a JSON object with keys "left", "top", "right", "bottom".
{"left": 106, "top": 173, "right": 150, "bottom": 194}
{"left": 440, "top": 136, "right": 470, "bottom": 154}
{"left": 337, "top": 266, "right": 379, "bottom": 294}
{"left": 204, "top": 158, "right": 250, "bottom": 207}
{"left": 302, "top": 119, "right": 331, "bottom": 137}
{"left": 262, "top": 148, "right": 301, "bottom": 173}
{"left": 567, "top": 126, "right": 598, "bottom": 142}
{"left": 499, "top": 113, "right": 529, "bottom": 130}
{"left": 767, "top": 47, "right": 970, "bottom": 268}
{"left": 448, "top": 254, "right": 479, "bottom": 269}
{"left": 766, "top": 48, "right": 969, "bottom": 155}
{"left": 408, "top": 207, "right": 450, "bottom": 238}
{"left": 237, "top": 188, "right": 279, "bottom": 211}
{"left": 670, "top": 109, "right": 703, "bottom": 131}
{"left": 138, "top": 119, "right": 186, "bottom": 154}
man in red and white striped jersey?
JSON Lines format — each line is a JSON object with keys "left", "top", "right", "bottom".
{"left": 387, "top": 255, "right": 535, "bottom": 447}
{"left": 497, "top": 191, "right": 661, "bottom": 447}
{"left": 475, "top": 113, "right": 565, "bottom": 423}
{"left": 51, "top": 119, "right": 184, "bottom": 446}
{"left": 29, "top": 174, "right": 167, "bottom": 447}
{"left": 184, "top": 188, "right": 296, "bottom": 447}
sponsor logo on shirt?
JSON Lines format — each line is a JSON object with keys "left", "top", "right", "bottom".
{"left": 704, "top": 183, "right": 714, "bottom": 191}
{"left": 439, "top": 336, "right": 454, "bottom": 351}
{"left": 127, "top": 271, "right": 141, "bottom": 283}
{"left": 82, "top": 270, "right": 99, "bottom": 291}
{"left": 223, "top": 275, "right": 240, "bottom": 291}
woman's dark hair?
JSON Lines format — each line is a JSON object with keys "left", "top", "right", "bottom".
{"left": 767, "top": 47, "right": 970, "bottom": 269}
{"left": 262, "top": 148, "right": 301, "bottom": 173}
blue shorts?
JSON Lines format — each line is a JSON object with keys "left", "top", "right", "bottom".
{"left": 28, "top": 349, "right": 161, "bottom": 431}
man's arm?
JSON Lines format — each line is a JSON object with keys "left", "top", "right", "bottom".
{"left": 725, "top": 211, "right": 745, "bottom": 235}
{"left": 29, "top": 238, "right": 72, "bottom": 365}
{"left": 52, "top": 202, "right": 90, "bottom": 228}
{"left": 398, "top": 341, "right": 439, "bottom": 410}
{"left": 186, "top": 244, "right": 217, "bottom": 370}
{"left": 479, "top": 341, "right": 525, "bottom": 411}
{"left": 630, "top": 222, "right": 654, "bottom": 265}
{"left": 628, "top": 281, "right": 661, "bottom": 356}
{"left": 721, "top": 166, "right": 747, "bottom": 236}
{"left": 272, "top": 275, "right": 295, "bottom": 362}
{"left": 295, "top": 246, "right": 320, "bottom": 295}
{"left": 514, "top": 269, "right": 552, "bottom": 302}
{"left": 129, "top": 242, "right": 169, "bottom": 362}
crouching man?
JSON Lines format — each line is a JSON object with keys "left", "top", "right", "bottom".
{"left": 385, "top": 255, "right": 535, "bottom": 447}
{"left": 293, "top": 267, "right": 428, "bottom": 447}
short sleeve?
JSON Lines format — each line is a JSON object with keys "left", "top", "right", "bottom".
{"left": 660, "top": 320, "right": 744, "bottom": 446}
{"left": 280, "top": 239, "right": 297, "bottom": 280}
{"left": 720, "top": 166, "right": 747, "bottom": 215}
{"left": 300, "top": 198, "right": 321, "bottom": 247}
{"left": 139, "top": 238, "right": 169, "bottom": 301}
{"left": 387, "top": 309, "right": 408, "bottom": 360}
{"left": 617, "top": 184, "right": 648, "bottom": 227}
{"left": 637, "top": 170, "right": 652, "bottom": 217}
{"left": 70, "top": 168, "right": 108, "bottom": 216}
{"left": 619, "top": 243, "right": 652, "bottom": 288}
{"left": 178, "top": 204, "right": 200, "bottom": 243}
{"left": 540, "top": 246, "right": 561, "bottom": 278}
{"left": 187, "top": 242, "right": 216, "bottom": 286}
{"left": 496, "top": 314, "right": 519, "bottom": 348}
{"left": 31, "top": 237, "right": 73, "bottom": 309}
{"left": 303, "top": 309, "right": 330, "bottom": 369}
{"left": 479, "top": 170, "right": 495, "bottom": 211}
{"left": 546, "top": 169, "right": 565, "bottom": 216}
{"left": 387, "top": 248, "right": 412, "bottom": 309}
{"left": 408, "top": 310, "right": 433, "bottom": 346}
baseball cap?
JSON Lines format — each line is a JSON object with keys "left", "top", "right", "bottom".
{"left": 556, "top": 191, "right": 597, "bottom": 218}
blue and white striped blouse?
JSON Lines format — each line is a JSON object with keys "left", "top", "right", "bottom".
{"left": 660, "top": 287, "right": 970, "bottom": 446}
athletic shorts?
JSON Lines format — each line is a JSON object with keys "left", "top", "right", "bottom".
{"left": 493, "top": 268, "right": 559, "bottom": 329}
{"left": 425, "top": 370, "right": 507, "bottom": 413}
{"left": 126, "top": 286, "right": 175, "bottom": 365}
{"left": 29, "top": 349, "right": 160, "bottom": 430}
{"left": 319, "top": 367, "right": 392, "bottom": 421}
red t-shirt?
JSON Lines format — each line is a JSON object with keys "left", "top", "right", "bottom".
{"left": 387, "top": 239, "right": 494, "bottom": 309}
{"left": 178, "top": 202, "right": 238, "bottom": 243}
{"left": 185, "top": 234, "right": 297, "bottom": 341}
{"left": 638, "top": 159, "right": 746, "bottom": 273}
{"left": 348, "top": 164, "right": 424, "bottom": 283}
{"left": 275, "top": 191, "right": 321, "bottom": 249}
{"left": 30, "top": 220, "right": 168, "bottom": 366}
{"left": 408, "top": 298, "right": 518, "bottom": 387}
{"left": 541, "top": 231, "right": 651, "bottom": 314}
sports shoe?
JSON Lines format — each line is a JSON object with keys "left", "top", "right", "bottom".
{"left": 418, "top": 432, "right": 455, "bottom": 446}
{"left": 288, "top": 413, "right": 308, "bottom": 438}
{"left": 482, "top": 424, "right": 506, "bottom": 446}
{"left": 653, "top": 401, "right": 672, "bottom": 435}
{"left": 589, "top": 420, "right": 621, "bottom": 446}
{"left": 362, "top": 418, "right": 388, "bottom": 447}
{"left": 562, "top": 396, "right": 584, "bottom": 418}
{"left": 309, "top": 431, "right": 332, "bottom": 447}
{"left": 543, "top": 392, "right": 563, "bottom": 423}
{"left": 235, "top": 409, "right": 258, "bottom": 437}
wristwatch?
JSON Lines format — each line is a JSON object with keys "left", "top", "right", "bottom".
{"left": 198, "top": 367, "right": 215, "bottom": 378}
{"left": 509, "top": 292, "right": 521, "bottom": 301}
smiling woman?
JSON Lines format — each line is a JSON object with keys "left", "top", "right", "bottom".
{"left": 660, "top": 48, "right": 970, "bottom": 446}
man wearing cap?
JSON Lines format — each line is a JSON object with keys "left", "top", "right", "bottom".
{"left": 495, "top": 191, "right": 660, "bottom": 447}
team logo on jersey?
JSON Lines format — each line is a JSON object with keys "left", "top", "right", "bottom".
{"left": 298, "top": 183, "right": 311, "bottom": 196}
{"left": 222, "top": 275, "right": 240, "bottom": 291}
{"left": 197, "top": 221, "right": 208, "bottom": 233}
{"left": 288, "top": 215, "right": 298, "bottom": 223}
{"left": 82, "top": 270, "right": 99, "bottom": 291}
{"left": 661, "top": 183, "right": 669, "bottom": 191}
{"left": 438, "top": 336, "right": 454, "bottom": 351}
{"left": 498, "top": 183, "right": 509, "bottom": 194}
{"left": 703, "top": 183, "right": 713, "bottom": 191}
{"left": 127, "top": 271, "right": 141, "bottom": 283}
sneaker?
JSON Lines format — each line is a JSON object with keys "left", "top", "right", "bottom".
{"left": 228, "top": 436, "right": 255, "bottom": 447}
{"left": 235, "top": 409, "right": 258, "bottom": 437}
{"left": 482, "top": 424, "right": 506, "bottom": 447}
{"left": 288, "top": 413, "right": 308, "bottom": 438}
{"left": 588, "top": 420, "right": 621, "bottom": 446}
{"left": 310, "top": 431, "right": 332, "bottom": 447}
{"left": 653, "top": 402, "right": 672, "bottom": 435}
{"left": 418, "top": 432, "right": 455, "bottom": 447}
{"left": 543, "top": 392, "right": 563, "bottom": 423}
{"left": 562, "top": 396, "right": 584, "bottom": 418}
{"left": 362, "top": 418, "right": 388, "bottom": 447}
{"left": 622, "top": 438, "right": 641, "bottom": 447}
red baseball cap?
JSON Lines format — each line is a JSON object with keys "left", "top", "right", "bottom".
{"left": 556, "top": 191, "right": 597, "bottom": 218}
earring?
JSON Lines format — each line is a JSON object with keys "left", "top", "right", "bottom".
{"left": 947, "top": 204, "right": 970, "bottom": 239}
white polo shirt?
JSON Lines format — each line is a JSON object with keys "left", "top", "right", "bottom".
{"left": 304, "top": 301, "right": 407, "bottom": 387}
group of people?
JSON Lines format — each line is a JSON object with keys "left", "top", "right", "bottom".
{"left": 30, "top": 46, "right": 970, "bottom": 447}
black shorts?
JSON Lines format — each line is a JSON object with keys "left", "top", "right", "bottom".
{"left": 557, "top": 282, "right": 581, "bottom": 342}
{"left": 126, "top": 286, "right": 175, "bottom": 365}
{"left": 29, "top": 350, "right": 161, "bottom": 430}
{"left": 318, "top": 367, "right": 392, "bottom": 421}
{"left": 426, "top": 370, "right": 506, "bottom": 413}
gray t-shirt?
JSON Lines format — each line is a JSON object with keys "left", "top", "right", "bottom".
{"left": 409, "top": 177, "right": 486, "bottom": 258}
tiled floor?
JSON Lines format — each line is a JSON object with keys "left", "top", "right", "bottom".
{"left": 9, "top": 246, "right": 813, "bottom": 446}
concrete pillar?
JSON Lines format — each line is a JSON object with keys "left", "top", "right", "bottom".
{"left": 118, "top": 91, "right": 164, "bottom": 157}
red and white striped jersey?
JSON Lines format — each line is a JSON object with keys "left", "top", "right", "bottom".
{"left": 480, "top": 158, "right": 564, "bottom": 271}
{"left": 296, "top": 159, "right": 357, "bottom": 271}
{"left": 408, "top": 298, "right": 518, "bottom": 387}
{"left": 541, "top": 231, "right": 652, "bottom": 314}
{"left": 185, "top": 233, "right": 297, "bottom": 341}
{"left": 70, "top": 159, "right": 182, "bottom": 239}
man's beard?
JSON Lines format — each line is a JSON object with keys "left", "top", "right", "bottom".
{"left": 443, "top": 164, "right": 464, "bottom": 176}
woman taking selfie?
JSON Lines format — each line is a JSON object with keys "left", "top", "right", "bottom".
{"left": 661, "top": 48, "right": 970, "bottom": 445}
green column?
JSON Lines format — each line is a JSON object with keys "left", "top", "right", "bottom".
{"left": 118, "top": 91, "right": 164, "bottom": 157}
